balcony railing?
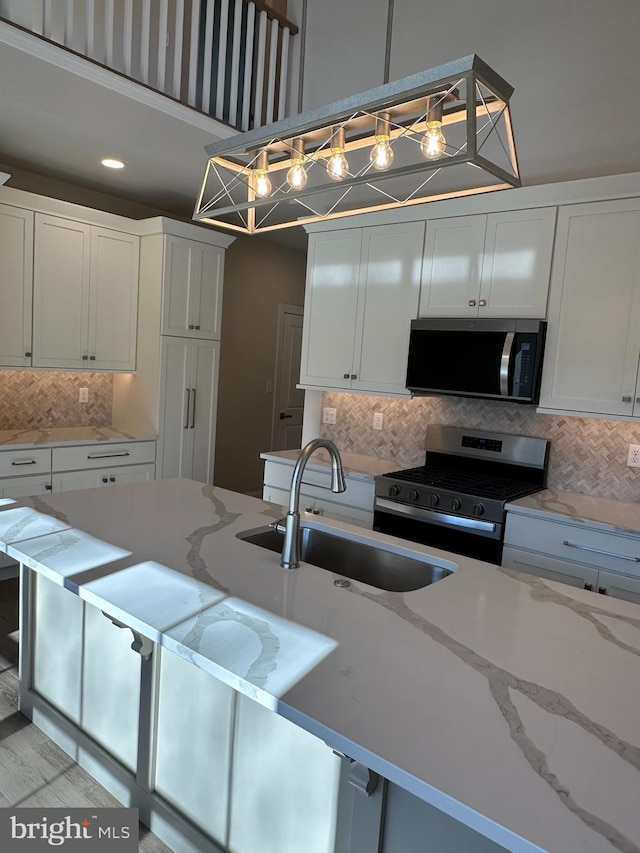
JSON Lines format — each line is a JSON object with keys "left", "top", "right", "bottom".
{"left": 0, "top": 0, "right": 298, "bottom": 130}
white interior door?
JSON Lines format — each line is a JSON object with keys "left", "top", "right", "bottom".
{"left": 273, "top": 306, "right": 304, "bottom": 451}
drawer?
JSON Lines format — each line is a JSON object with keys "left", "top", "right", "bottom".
{"left": 264, "top": 462, "right": 374, "bottom": 509}
{"left": 52, "top": 441, "right": 156, "bottom": 472}
{"left": 0, "top": 448, "right": 52, "bottom": 477}
{"left": 505, "top": 512, "right": 640, "bottom": 578}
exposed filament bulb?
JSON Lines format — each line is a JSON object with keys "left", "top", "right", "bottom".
{"left": 326, "top": 126, "right": 349, "bottom": 181}
{"left": 370, "top": 112, "right": 395, "bottom": 171}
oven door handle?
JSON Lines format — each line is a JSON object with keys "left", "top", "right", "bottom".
{"left": 375, "top": 498, "right": 497, "bottom": 533}
{"left": 500, "top": 331, "right": 515, "bottom": 396}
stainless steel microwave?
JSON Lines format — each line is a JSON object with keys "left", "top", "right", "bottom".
{"left": 406, "top": 318, "right": 547, "bottom": 403}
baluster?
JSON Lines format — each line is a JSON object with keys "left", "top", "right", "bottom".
{"left": 85, "top": 0, "right": 95, "bottom": 57}
{"left": 253, "top": 9, "right": 268, "bottom": 128}
{"left": 31, "top": 0, "right": 44, "bottom": 36}
{"left": 172, "top": 0, "right": 185, "bottom": 99}
{"left": 157, "top": 0, "right": 169, "bottom": 92}
{"left": 105, "top": 0, "right": 115, "bottom": 67}
{"left": 228, "top": 0, "right": 243, "bottom": 127}
{"left": 43, "top": 0, "right": 53, "bottom": 40}
{"left": 64, "top": 0, "right": 74, "bottom": 50}
{"left": 278, "top": 25, "right": 290, "bottom": 120}
{"left": 201, "top": 0, "right": 215, "bottom": 113}
{"left": 265, "top": 16, "right": 279, "bottom": 124}
{"left": 241, "top": 1, "right": 256, "bottom": 130}
{"left": 140, "top": 0, "right": 151, "bottom": 84}
{"left": 187, "top": 0, "right": 201, "bottom": 107}
{"left": 215, "top": 0, "right": 230, "bottom": 120}
{"left": 123, "top": 0, "right": 133, "bottom": 77}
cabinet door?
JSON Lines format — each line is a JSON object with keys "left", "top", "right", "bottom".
{"left": 190, "top": 339, "right": 220, "bottom": 484}
{"left": 192, "top": 243, "right": 224, "bottom": 339}
{"left": 502, "top": 546, "right": 599, "bottom": 591}
{"left": 52, "top": 468, "right": 108, "bottom": 492}
{"left": 0, "top": 204, "right": 33, "bottom": 367}
{"left": 89, "top": 228, "right": 139, "bottom": 370}
{"left": 162, "top": 236, "right": 194, "bottom": 336}
{"left": 539, "top": 199, "right": 640, "bottom": 416}
{"left": 33, "top": 214, "right": 91, "bottom": 368}
{"left": 352, "top": 222, "right": 424, "bottom": 395}
{"left": 478, "top": 208, "right": 556, "bottom": 317}
{"left": 419, "top": 216, "right": 486, "bottom": 317}
{"left": 0, "top": 475, "right": 52, "bottom": 499}
{"left": 299, "top": 230, "right": 362, "bottom": 388}
{"left": 162, "top": 237, "right": 223, "bottom": 339}
{"left": 107, "top": 463, "right": 156, "bottom": 486}
{"left": 158, "top": 337, "right": 194, "bottom": 479}
{"left": 597, "top": 571, "right": 640, "bottom": 604}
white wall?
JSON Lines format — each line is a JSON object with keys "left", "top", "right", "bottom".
{"left": 298, "top": 0, "right": 640, "bottom": 186}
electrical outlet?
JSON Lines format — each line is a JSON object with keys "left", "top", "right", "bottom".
{"left": 323, "top": 407, "right": 337, "bottom": 425}
{"left": 627, "top": 444, "right": 640, "bottom": 467}
{"left": 79, "top": 387, "right": 89, "bottom": 403}
{"left": 373, "top": 412, "right": 384, "bottom": 430}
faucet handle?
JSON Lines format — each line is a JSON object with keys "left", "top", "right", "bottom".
{"left": 269, "top": 517, "right": 286, "bottom": 533}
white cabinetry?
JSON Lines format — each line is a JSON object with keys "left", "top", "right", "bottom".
{"left": 158, "top": 337, "right": 219, "bottom": 483}
{"left": 503, "top": 509, "right": 640, "bottom": 604}
{"left": 262, "top": 458, "right": 375, "bottom": 528}
{"left": 162, "top": 236, "right": 224, "bottom": 339}
{"left": 299, "top": 222, "right": 425, "bottom": 395}
{"left": 0, "top": 203, "right": 33, "bottom": 367}
{"left": 51, "top": 441, "right": 156, "bottom": 492}
{"left": 538, "top": 198, "right": 640, "bottom": 418}
{"left": 32, "top": 214, "right": 139, "bottom": 370}
{"left": 419, "top": 208, "right": 556, "bottom": 318}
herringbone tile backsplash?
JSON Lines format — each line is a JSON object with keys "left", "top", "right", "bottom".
{"left": 0, "top": 371, "right": 113, "bottom": 429}
{"left": 320, "top": 392, "right": 640, "bottom": 502}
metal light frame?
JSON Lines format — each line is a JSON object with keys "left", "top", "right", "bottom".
{"left": 194, "top": 55, "right": 520, "bottom": 234}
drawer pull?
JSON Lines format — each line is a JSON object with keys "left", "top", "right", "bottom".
{"left": 584, "top": 582, "right": 593, "bottom": 591}
{"left": 11, "top": 460, "right": 37, "bottom": 466}
{"left": 87, "top": 451, "right": 131, "bottom": 460}
{"left": 598, "top": 587, "right": 608, "bottom": 595}
{"left": 562, "top": 539, "right": 640, "bottom": 562}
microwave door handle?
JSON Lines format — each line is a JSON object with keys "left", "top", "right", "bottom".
{"left": 500, "top": 332, "right": 515, "bottom": 396}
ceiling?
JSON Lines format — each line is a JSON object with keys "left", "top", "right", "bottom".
{"left": 0, "top": 22, "right": 308, "bottom": 250}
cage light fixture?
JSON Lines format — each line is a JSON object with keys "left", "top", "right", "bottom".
{"left": 194, "top": 55, "right": 520, "bottom": 235}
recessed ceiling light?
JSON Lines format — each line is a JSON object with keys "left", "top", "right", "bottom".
{"left": 101, "top": 158, "right": 125, "bottom": 169}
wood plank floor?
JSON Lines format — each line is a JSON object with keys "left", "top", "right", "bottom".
{"left": 0, "top": 578, "right": 173, "bottom": 852}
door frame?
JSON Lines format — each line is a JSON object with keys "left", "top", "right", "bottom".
{"left": 270, "top": 304, "right": 304, "bottom": 451}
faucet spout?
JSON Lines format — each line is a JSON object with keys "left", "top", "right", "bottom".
{"left": 281, "top": 438, "right": 346, "bottom": 569}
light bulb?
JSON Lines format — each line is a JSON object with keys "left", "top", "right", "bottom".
{"left": 369, "top": 112, "right": 394, "bottom": 171}
{"left": 252, "top": 150, "right": 272, "bottom": 198}
{"left": 286, "top": 139, "right": 308, "bottom": 190}
{"left": 326, "top": 126, "right": 349, "bottom": 181}
{"left": 420, "top": 124, "right": 446, "bottom": 160}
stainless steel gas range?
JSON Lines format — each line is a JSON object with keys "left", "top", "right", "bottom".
{"left": 374, "top": 425, "right": 549, "bottom": 565}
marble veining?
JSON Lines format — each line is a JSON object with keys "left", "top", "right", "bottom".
{"left": 0, "top": 426, "right": 157, "bottom": 450}
{"left": 508, "top": 489, "right": 640, "bottom": 536}
{"left": 346, "top": 582, "right": 640, "bottom": 853}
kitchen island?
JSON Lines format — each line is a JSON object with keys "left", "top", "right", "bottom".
{"left": 0, "top": 479, "right": 639, "bottom": 853}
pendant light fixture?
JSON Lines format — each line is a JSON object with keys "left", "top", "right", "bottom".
{"left": 194, "top": 55, "right": 520, "bottom": 235}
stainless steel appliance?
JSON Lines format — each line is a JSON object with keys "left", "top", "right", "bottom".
{"left": 406, "top": 318, "right": 546, "bottom": 403}
{"left": 374, "top": 425, "right": 549, "bottom": 564}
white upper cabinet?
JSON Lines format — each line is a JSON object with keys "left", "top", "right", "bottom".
{"left": 300, "top": 222, "right": 424, "bottom": 395}
{"left": 32, "top": 214, "right": 139, "bottom": 370}
{"left": 0, "top": 204, "right": 33, "bottom": 367}
{"left": 539, "top": 198, "right": 640, "bottom": 418}
{"left": 419, "top": 208, "right": 556, "bottom": 318}
{"left": 162, "top": 236, "right": 224, "bottom": 339}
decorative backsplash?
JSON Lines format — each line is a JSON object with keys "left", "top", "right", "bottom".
{"left": 320, "top": 392, "right": 640, "bottom": 503}
{"left": 0, "top": 371, "right": 113, "bottom": 429}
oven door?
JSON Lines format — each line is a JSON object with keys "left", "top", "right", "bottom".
{"left": 373, "top": 498, "right": 504, "bottom": 565}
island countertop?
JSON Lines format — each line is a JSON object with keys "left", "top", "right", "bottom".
{"left": 1, "top": 479, "right": 639, "bottom": 853}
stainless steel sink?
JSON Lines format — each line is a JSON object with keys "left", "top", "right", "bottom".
{"left": 236, "top": 525, "right": 453, "bottom": 592}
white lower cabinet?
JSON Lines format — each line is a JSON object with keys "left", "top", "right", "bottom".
{"left": 503, "top": 509, "right": 640, "bottom": 603}
{"left": 0, "top": 474, "right": 52, "bottom": 499}
{"left": 51, "top": 463, "right": 155, "bottom": 492}
{"left": 158, "top": 336, "right": 219, "bottom": 483}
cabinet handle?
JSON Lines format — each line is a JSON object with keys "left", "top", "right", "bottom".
{"left": 195, "top": 324, "right": 200, "bottom": 330}
{"left": 598, "top": 587, "right": 607, "bottom": 595}
{"left": 622, "top": 395, "right": 632, "bottom": 403}
{"left": 305, "top": 506, "right": 313, "bottom": 513}
{"left": 184, "top": 388, "right": 191, "bottom": 429}
{"left": 279, "top": 412, "right": 293, "bottom": 419}
{"left": 188, "top": 324, "right": 195, "bottom": 329}
{"left": 636, "top": 397, "right": 640, "bottom": 404}
{"left": 468, "top": 300, "right": 476, "bottom": 307}
{"left": 25, "top": 352, "right": 32, "bottom": 357}
{"left": 190, "top": 388, "right": 197, "bottom": 429}
{"left": 313, "top": 509, "right": 321, "bottom": 515}
{"left": 87, "top": 451, "right": 131, "bottom": 459}
{"left": 102, "top": 477, "right": 108, "bottom": 483}
{"left": 479, "top": 299, "right": 486, "bottom": 306}
{"left": 44, "top": 484, "right": 52, "bottom": 491}
{"left": 82, "top": 355, "right": 89, "bottom": 360}
{"left": 11, "top": 460, "right": 37, "bottom": 466}
{"left": 343, "top": 373, "right": 350, "bottom": 379}
{"left": 584, "top": 582, "right": 593, "bottom": 591}
{"left": 89, "top": 355, "right": 96, "bottom": 361}
{"left": 562, "top": 539, "right": 640, "bottom": 562}
{"left": 351, "top": 374, "right": 357, "bottom": 380}
{"left": 109, "top": 476, "right": 116, "bottom": 483}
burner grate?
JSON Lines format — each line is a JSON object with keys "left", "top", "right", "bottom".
{"left": 384, "top": 465, "right": 540, "bottom": 501}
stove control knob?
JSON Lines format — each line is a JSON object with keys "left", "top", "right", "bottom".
{"left": 450, "top": 498, "right": 462, "bottom": 511}
{"left": 472, "top": 503, "right": 485, "bottom": 517}
{"left": 389, "top": 485, "right": 400, "bottom": 497}
{"left": 429, "top": 494, "right": 439, "bottom": 506}
{"left": 409, "top": 489, "right": 420, "bottom": 502}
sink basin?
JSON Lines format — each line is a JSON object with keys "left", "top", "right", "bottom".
{"left": 236, "top": 525, "right": 453, "bottom": 592}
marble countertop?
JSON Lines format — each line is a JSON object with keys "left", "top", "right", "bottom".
{"left": 1, "top": 480, "right": 640, "bottom": 853}
{"left": 507, "top": 488, "right": 640, "bottom": 536}
{"left": 0, "top": 426, "right": 158, "bottom": 450}
{"left": 260, "top": 449, "right": 403, "bottom": 481}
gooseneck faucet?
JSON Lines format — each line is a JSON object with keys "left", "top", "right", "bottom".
{"left": 281, "top": 438, "right": 346, "bottom": 569}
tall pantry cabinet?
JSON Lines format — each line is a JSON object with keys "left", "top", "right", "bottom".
{"left": 112, "top": 220, "right": 234, "bottom": 485}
